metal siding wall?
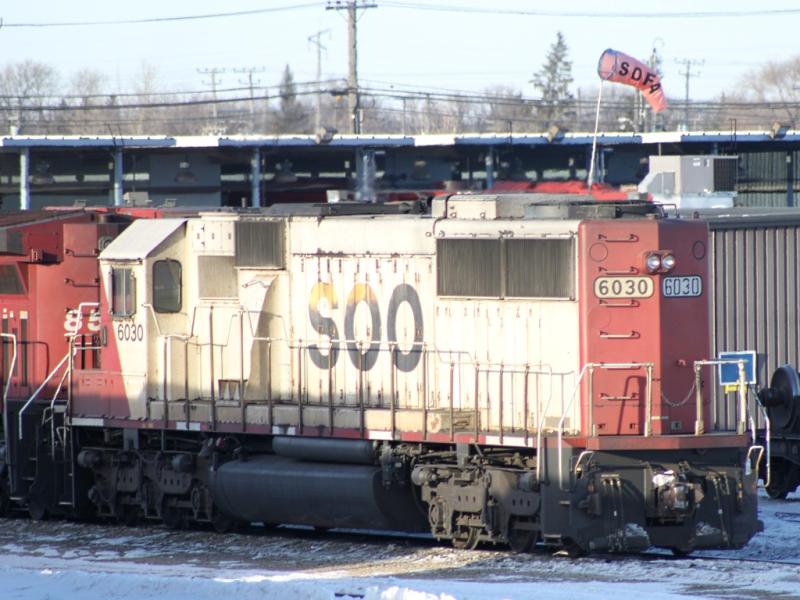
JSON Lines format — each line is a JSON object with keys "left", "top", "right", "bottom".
{"left": 709, "top": 221, "right": 800, "bottom": 429}
{"left": 738, "top": 192, "right": 787, "bottom": 208}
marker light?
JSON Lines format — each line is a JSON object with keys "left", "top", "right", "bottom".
{"left": 645, "top": 253, "right": 661, "bottom": 272}
{"left": 661, "top": 254, "right": 676, "bottom": 271}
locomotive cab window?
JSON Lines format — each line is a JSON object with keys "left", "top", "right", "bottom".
{"left": 111, "top": 268, "right": 136, "bottom": 317}
{"left": 437, "top": 238, "right": 574, "bottom": 299}
{"left": 152, "top": 259, "right": 182, "bottom": 313}
{"left": 0, "top": 264, "right": 24, "bottom": 294}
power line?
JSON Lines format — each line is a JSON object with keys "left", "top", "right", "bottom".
{"left": 2, "top": 3, "right": 322, "bottom": 28}
{"left": 380, "top": 1, "right": 800, "bottom": 19}
{"left": 3, "top": 2, "right": 798, "bottom": 29}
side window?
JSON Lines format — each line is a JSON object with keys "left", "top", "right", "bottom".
{"left": 153, "top": 260, "right": 182, "bottom": 313}
{"left": 111, "top": 268, "right": 136, "bottom": 317}
{"left": 0, "top": 264, "right": 24, "bottom": 294}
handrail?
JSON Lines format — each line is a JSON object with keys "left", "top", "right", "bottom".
{"left": 0, "top": 333, "right": 18, "bottom": 415}
{"left": 556, "top": 361, "right": 654, "bottom": 488}
{"left": 753, "top": 389, "right": 771, "bottom": 489}
{"left": 68, "top": 302, "right": 100, "bottom": 335}
{"left": 747, "top": 445, "right": 765, "bottom": 483}
{"left": 0, "top": 333, "right": 17, "bottom": 458}
{"left": 693, "top": 359, "right": 747, "bottom": 435}
{"left": 18, "top": 350, "right": 71, "bottom": 439}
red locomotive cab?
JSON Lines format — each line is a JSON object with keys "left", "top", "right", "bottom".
{"left": 578, "top": 217, "right": 711, "bottom": 436}
{"left": 0, "top": 211, "right": 132, "bottom": 413}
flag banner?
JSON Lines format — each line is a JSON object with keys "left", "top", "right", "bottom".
{"left": 597, "top": 48, "right": 668, "bottom": 112}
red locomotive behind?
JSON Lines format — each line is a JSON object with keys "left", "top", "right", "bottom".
{"left": 0, "top": 196, "right": 766, "bottom": 555}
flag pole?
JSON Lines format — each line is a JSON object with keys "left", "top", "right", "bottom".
{"left": 587, "top": 80, "right": 604, "bottom": 190}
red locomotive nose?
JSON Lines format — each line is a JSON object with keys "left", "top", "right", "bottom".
{"left": 580, "top": 218, "right": 710, "bottom": 436}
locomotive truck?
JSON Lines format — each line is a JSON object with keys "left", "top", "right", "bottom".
{"left": 0, "top": 195, "right": 765, "bottom": 555}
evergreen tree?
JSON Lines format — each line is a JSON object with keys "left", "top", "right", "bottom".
{"left": 277, "top": 64, "right": 307, "bottom": 133}
{"left": 531, "top": 32, "right": 574, "bottom": 128}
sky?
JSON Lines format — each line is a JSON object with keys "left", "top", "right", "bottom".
{"left": 0, "top": 1, "right": 797, "bottom": 102}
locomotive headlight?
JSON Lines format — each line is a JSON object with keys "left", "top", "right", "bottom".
{"left": 661, "top": 253, "right": 676, "bottom": 271}
{"left": 645, "top": 253, "right": 661, "bottom": 272}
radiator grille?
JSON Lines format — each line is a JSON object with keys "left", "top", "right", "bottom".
{"left": 437, "top": 239, "right": 501, "bottom": 297}
{"left": 235, "top": 221, "right": 285, "bottom": 268}
{"left": 506, "top": 238, "right": 574, "bottom": 298}
{"left": 437, "top": 237, "right": 574, "bottom": 299}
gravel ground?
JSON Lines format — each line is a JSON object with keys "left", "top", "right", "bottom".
{"left": 0, "top": 490, "right": 799, "bottom": 599}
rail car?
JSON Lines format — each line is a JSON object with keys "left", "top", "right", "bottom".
{"left": 0, "top": 207, "right": 164, "bottom": 516}
{"left": 0, "top": 195, "right": 768, "bottom": 555}
{"left": 680, "top": 208, "right": 800, "bottom": 502}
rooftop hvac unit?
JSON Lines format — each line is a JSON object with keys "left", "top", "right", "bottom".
{"left": 638, "top": 155, "right": 737, "bottom": 209}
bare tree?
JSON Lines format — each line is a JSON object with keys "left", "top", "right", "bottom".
{"left": 478, "top": 86, "right": 533, "bottom": 133}
{"left": 718, "top": 57, "right": 800, "bottom": 129}
{"left": 0, "top": 60, "right": 59, "bottom": 133}
{"left": 130, "top": 61, "right": 164, "bottom": 134}
{"left": 62, "top": 69, "right": 108, "bottom": 132}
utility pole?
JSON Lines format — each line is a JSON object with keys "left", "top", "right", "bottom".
{"left": 308, "top": 29, "right": 331, "bottom": 133}
{"left": 676, "top": 58, "right": 704, "bottom": 131}
{"left": 198, "top": 67, "right": 225, "bottom": 125}
{"left": 234, "top": 67, "right": 265, "bottom": 130}
{"left": 326, "top": 1, "right": 377, "bottom": 134}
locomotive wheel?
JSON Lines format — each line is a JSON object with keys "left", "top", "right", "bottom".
{"left": 764, "top": 365, "right": 800, "bottom": 431}
{"left": 115, "top": 497, "right": 139, "bottom": 526}
{"left": 161, "top": 499, "right": 186, "bottom": 530}
{"left": 507, "top": 519, "right": 537, "bottom": 553}
{"left": 765, "top": 458, "right": 797, "bottom": 499}
{"left": 766, "top": 484, "right": 789, "bottom": 500}
{"left": 211, "top": 510, "right": 239, "bottom": 534}
{"left": 560, "top": 539, "right": 587, "bottom": 558}
{"left": 451, "top": 525, "right": 480, "bottom": 550}
{"left": 0, "top": 481, "right": 9, "bottom": 517}
{"left": 27, "top": 484, "right": 48, "bottom": 521}
{"left": 28, "top": 496, "right": 47, "bottom": 521}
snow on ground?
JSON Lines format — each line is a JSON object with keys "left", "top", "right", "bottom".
{"left": 1, "top": 489, "right": 799, "bottom": 600}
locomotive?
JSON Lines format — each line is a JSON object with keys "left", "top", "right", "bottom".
{"left": 0, "top": 195, "right": 765, "bottom": 555}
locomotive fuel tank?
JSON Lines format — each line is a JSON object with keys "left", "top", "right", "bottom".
{"left": 208, "top": 445, "right": 426, "bottom": 531}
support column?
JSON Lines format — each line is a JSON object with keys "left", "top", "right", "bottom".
{"left": 113, "top": 148, "right": 124, "bottom": 207}
{"left": 485, "top": 148, "right": 494, "bottom": 190}
{"left": 250, "top": 147, "right": 261, "bottom": 208}
{"left": 356, "top": 148, "right": 376, "bottom": 203}
{"left": 19, "top": 148, "right": 29, "bottom": 210}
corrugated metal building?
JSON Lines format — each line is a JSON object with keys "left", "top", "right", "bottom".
{"left": 703, "top": 208, "right": 800, "bottom": 428}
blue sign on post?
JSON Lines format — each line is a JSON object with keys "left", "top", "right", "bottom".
{"left": 718, "top": 351, "right": 757, "bottom": 386}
